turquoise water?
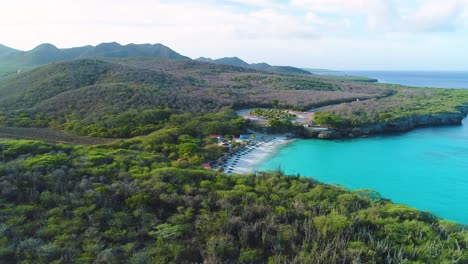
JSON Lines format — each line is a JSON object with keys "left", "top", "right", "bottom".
{"left": 258, "top": 119, "right": 468, "bottom": 224}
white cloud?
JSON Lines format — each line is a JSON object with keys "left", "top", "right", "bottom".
{"left": 459, "top": 0, "right": 468, "bottom": 27}
{"left": 237, "top": 9, "right": 320, "bottom": 39}
{"left": 400, "top": 0, "right": 464, "bottom": 32}
{"left": 291, "top": 0, "right": 366, "bottom": 13}
{"left": 291, "top": 0, "right": 399, "bottom": 31}
{"left": 226, "top": 0, "right": 275, "bottom": 8}
{"left": 291, "top": 0, "right": 467, "bottom": 33}
{"left": 0, "top": 0, "right": 322, "bottom": 51}
{"left": 0, "top": 0, "right": 467, "bottom": 70}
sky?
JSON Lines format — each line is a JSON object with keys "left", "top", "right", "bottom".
{"left": 1, "top": 0, "right": 468, "bottom": 70}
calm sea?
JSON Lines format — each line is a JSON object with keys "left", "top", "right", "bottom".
{"left": 258, "top": 120, "right": 468, "bottom": 224}
{"left": 315, "top": 70, "right": 468, "bottom": 89}
{"left": 258, "top": 71, "right": 468, "bottom": 224}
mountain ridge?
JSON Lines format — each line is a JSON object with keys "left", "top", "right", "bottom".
{"left": 195, "top": 56, "right": 311, "bottom": 75}
{"left": 0, "top": 44, "right": 20, "bottom": 56}
{"left": 1, "top": 42, "right": 310, "bottom": 78}
{"left": 0, "top": 42, "right": 190, "bottom": 70}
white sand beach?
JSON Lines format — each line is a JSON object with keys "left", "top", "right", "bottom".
{"left": 217, "top": 133, "right": 294, "bottom": 175}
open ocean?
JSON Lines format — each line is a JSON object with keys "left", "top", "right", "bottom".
{"left": 258, "top": 71, "right": 468, "bottom": 224}
{"left": 315, "top": 70, "right": 468, "bottom": 89}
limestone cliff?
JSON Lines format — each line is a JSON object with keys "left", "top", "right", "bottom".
{"left": 304, "top": 104, "right": 468, "bottom": 139}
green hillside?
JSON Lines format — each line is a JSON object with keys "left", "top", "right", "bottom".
{"left": 0, "top": 42, "right": 189, "bottom": 72}
{"left": 0, "top": 137, "right": 466, "bottom": 263}
{"left": 0, "top": 55, "right": 468, "bottom": 263}
{"left": 195, "top": 57, "right": 311, "bottom": 75}
{"left": 0, "top": 44, "right": 19, "bottom": 56}
{"left": 0, "top": 58, "right": 388, "bottom": 137}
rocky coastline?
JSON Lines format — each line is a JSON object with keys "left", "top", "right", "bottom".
{"left": 303, "top": 104, "right": 468, "bottom": 139}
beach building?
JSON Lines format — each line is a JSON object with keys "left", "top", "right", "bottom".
{"left": 209, "top": 134, "right": 225, "bottom": 143}
{"left": 239, "top": 134, "right": 253, "bottom": 140}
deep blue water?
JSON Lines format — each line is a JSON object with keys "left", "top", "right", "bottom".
{"left": 314, "top": 70, "right": 468, "bottom": 89}
{"left": 258, "top": 119, "right": 468, "bottom": 224}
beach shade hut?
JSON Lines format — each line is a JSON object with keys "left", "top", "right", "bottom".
{"left": 239, "top": 134, "right": 253, "bottom": 140}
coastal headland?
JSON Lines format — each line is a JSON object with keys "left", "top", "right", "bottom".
{"left": 305, "top": 103, "right": 468, "bottom": 139}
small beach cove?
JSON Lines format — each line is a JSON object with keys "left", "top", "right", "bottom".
{"left": 211, "top": 133, "right": 294, "bottom": 175}
{"left": 257, "top": 117, "right": 468, "bottom": 224}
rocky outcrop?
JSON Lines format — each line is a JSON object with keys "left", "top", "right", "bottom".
{"left": 302, "top": 104, "right": 468, "bottom": 139}
{"left": 317, "top": 130, "right": 342, "bottom": 139}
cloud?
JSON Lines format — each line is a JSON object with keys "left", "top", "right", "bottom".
{"left": 291, "top": 0, "right": 399, "bottom": 31}
{"left": 0, "top": 0, "right": 467, "bottom": 70}
{"left": 291, "top": 0, "right": 467, "bottom": 33}
{"left": 291, "top": 0, "right": 366, "bottom": 13}
{"left": 400, "top": 0, "right": 464, "bottom": 32}
{"left": 0, "top": 0, "right": 323, "bottom": 51}
{"left": 235, "top": 9, "right": 320, "bottom": 39}
{"left": 226, "top": 0, "right": 275, "bottom": 8}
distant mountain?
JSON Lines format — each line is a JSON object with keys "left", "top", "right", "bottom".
{"left": 195, "top": 57, "right": 311, "bottom": 75}
{"left": 1, "top": 41, "right": 311, "bottom": 79}
{"left": 0, "top": 42, "right": 190, "bottom": 70}
{"left": 195, "top": 57, "right": 214, "bottom": 63}
{"left": 77, "top": 42, "right": 189, "bottom": 60}
{"left": 0, "top": 44, "right": 19, "bottom": 57}
{"left": 212, "top": 57, "right": 251, "bottom": 68}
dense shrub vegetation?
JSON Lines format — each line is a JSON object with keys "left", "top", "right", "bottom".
{"left": 1, "top": 57, "right": 468, "bottom": 136}
{"left": 0, "top": 58, "right": 389, "bottom": 137}
{"left": 1, "top": 138, "right": 467, "bottom": 263}
{"left": 250, "top": 109, "right": 296, "bottom": 121}
{"left": 1, "top": 58, "right": 468, "bottom": 263}
{"left": 314, "top": 88, "right": 468, "bottom": 127}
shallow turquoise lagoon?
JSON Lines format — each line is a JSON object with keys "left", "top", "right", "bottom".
{"left": 259, "top": 119, "right": 468, "bottom": 224}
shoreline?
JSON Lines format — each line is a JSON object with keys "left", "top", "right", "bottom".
{"left": 304, "top": 105, "right": 468, "bottom": 139}
{"left": 218, "top": 109, "right": 468, "bottom": 174}
{"left": 217, "top": 133, "right": 294, "bottom": 175}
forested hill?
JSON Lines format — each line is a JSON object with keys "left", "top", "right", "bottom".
{"left": 0, "top": 42, "right": 189, "bottom": 70}
{"left": 195, "top": 56, "right": 312, "bottom": 75}
{"left": 0, "top": 48, "right": 467, "bottom": 263}
{"left": 0, "top": 44, "right": 19, "bottom": 56}
{"left": 0, "top": 42, "right": 309, "bottom": 78}
{"left": 0, "top": 138, "right": 467, "bottom": 263}
{"left": 0, "top": 58, "right": 389, "bottom": 138}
